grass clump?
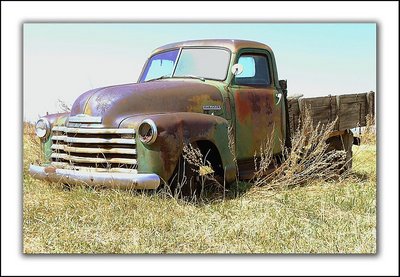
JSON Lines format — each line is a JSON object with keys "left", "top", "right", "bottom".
{"left": 360, "top": 114, "right": 376, "bottom": 145}
{"left": 252, "top": 109, "right": 347, "bottom": 192}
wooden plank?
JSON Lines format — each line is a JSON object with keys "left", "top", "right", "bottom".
{"left": 367, "top": 91, "right": 375, "bottom": 117}
{"left": 288, "top": 98, "right": 300, "bottom": 132}
{"left": 298, "top": 95, "right": 337, "bottom": 129}
{"left": 287, "top": 91, "right": 374, "bottom": 133}
{"left": 337, "top": 93, "right": 368, "bottom": 130}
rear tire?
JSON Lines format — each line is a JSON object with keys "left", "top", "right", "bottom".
{"left": 326, "top": 130, "right": 353, "bottom": 171}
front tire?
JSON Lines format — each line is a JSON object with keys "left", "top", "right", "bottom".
{"left": 170, "top": 155, "right": 203, "bottom": 199}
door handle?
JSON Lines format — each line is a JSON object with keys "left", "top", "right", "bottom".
{"left": 275, "top": 93, "right": 282, "bottom": 105}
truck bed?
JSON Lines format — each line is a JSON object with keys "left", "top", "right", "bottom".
{"left": 287, "top": 91, "right": 375, "bottom": 132}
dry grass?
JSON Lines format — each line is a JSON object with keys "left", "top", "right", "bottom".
{"left": 252, "top": 109, "right": 347, "bottom": 194}
{"left": 23, "top": 121, "right": 376, "bottom": 254}
{"left": 162, "top": 144, "right": 224, "bottom": 201}
{"left": 57, "top": 99, "right": 71, "bottom": 112}
{"left": 360, "top": 114, "right": 376, "bottom": 145}
{"left": 23, "top": 122, "right": 43, "bottom": 174}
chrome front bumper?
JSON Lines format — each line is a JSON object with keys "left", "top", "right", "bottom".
{"left": 29, "top": 164, "right": 160, "bottom": 190}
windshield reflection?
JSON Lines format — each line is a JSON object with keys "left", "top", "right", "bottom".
{"left": 140, "top": 48, "right": 230, "bottom": 82}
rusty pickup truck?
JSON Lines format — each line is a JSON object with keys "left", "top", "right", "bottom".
{"left": 29, "top": 39, "right": 375, "bottom": 194}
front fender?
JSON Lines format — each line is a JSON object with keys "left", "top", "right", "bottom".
{"left": 120, "top": 113, "right": 236, "bottom": 183}
{"left": 38, "top": 112, "right": 70, "bottom": 162}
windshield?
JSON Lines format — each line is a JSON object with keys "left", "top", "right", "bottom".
{"left": 139, "top": 48, "right": 230, "bottom": 82}
{"left": 140, "top": 49, "right": 179, "bottom": 82}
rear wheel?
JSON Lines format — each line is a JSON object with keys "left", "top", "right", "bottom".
{"left": 326, "top": 130, "right": 354, "bottom": 171}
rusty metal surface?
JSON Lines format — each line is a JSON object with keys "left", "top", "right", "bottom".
{"left": 232, "top": 86, "right": 284, "bottom": 159}
{"left": 70, "top": 80, "right": 224, "bottom": 127}
{"left": 29, "top": 164, "right": 160, "bottom": 189}
{"left": 120, "top": 112, "right": 236, "bottom": 183}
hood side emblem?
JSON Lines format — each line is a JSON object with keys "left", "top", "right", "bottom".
{"left": 203, "top": 105, "right": 221, "bottom": 111}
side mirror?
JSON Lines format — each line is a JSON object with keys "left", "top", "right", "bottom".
{"left": 231, "top": 63, "right": 244, "bottom": 76}
{"left": 279, "top": 79, "right": 287, "bottom": 90}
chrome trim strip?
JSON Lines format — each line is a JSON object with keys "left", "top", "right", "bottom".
{"left": 51, "top": 136, "right": 135, "bottom": 145}
{"left": 50, "top": 162, "right": 138, "bottom": 173}
{"left": 51, "top": 153, "right": 137, "bottom": 164}
{"left": 170, "top": 47, "right": 183, "bottom": 77}
{"left": 29, "top": 164, "right": 160, "bottom": 190}
{"left": 68, "top": 114, "right": 102, "bottom": 123}
{"left": 36, "top": 118, "right": 51, "bottom": 140}
{"left": 52, "top": 126, "right": 135, "bottom": 134}
{"left": 52, "top": 135, "right": 67, "bottom": 141}
{"left": 51, "top": 144, "right": 136, "bottom": 155}
{"left": 138, "top": 119, "right": 158, "bottom": 144}
{"left": 66, "top": 123, "right": 104, "bottom": 128}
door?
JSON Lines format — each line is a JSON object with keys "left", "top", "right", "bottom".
{"left": 231, "top": 50, "right": 284, "bottom": 161}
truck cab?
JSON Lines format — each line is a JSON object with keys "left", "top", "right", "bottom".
{"left": 29, "top": 39, "right": 290, "bottom": 192}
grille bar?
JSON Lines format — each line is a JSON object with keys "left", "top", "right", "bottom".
{"left": 53, "top": 126, "right": 135, "bottom": 134}
{"left": 51, "top": 162, "right": 138, "bottom": 174}
{"left": 51, "top": 153, "right": 137, "bottom": 165}
{"left": 67, "top": 123, "right": 104, "bottom": 128}
{"left": 51, "top": 125, "right": 137, "bottom": 170}
{"left": 51, "top": 144, "right": 136, "bottom": 154}
{"left": 68, "top": 114, "right": 102, "bottom": 123}
{"left": 52, "top": 136, "right": 135, "bottom": 145}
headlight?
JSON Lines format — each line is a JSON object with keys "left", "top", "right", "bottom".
{"left": 35, "top": 118, "right": 50, "bottom": 139}
{"left": 138, "top": 119, "right": 158, "bottom": 144}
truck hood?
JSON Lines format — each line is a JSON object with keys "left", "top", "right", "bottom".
{"left": 70, "top": 80, "right": 224, "bottom": 127}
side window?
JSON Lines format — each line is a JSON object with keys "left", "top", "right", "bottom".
{"left": 235, "top": 54, "right": 271, "bottom": 86}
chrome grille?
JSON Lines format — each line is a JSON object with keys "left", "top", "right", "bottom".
{"left": 50, "top": 125, "right": 137, "bottom": 173}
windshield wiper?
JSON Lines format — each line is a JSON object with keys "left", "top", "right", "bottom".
{"left": 145, "top": 75, "right": 170, "bottom": 82}
{"left": 175, "top": 75, "right": 205, "bottom": 82}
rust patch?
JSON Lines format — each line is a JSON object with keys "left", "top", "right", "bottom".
{"left": 248, "top": 92, "right": 261, "bottom": 113}
{"left": 187, "top": 94, "right": 222, "bottom": 113}
{"left": 235, "top": 92, "right": 252, "bottom": 122}
{"left": 44, "top": 166, "right": 57, "bottom": 174}
{"left": 70, "top": 80, "right": 224, "bottom": 127}
{"left": 265, "top": 99, "right": 273, "bottom": 115}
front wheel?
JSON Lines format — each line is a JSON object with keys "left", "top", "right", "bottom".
{"left": 168, "top": 144, "right": 222, "bottom": 199}
{"left": 169, "top": 155, "right": 203, "bottom": 199}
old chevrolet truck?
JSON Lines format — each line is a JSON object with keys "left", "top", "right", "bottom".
{"left": 29, "top": 39, "right": 375, "bottom": 195}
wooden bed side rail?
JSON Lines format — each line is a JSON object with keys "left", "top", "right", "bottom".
{"left": 287, "top": 91, "right": 375, "bottom": 132}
